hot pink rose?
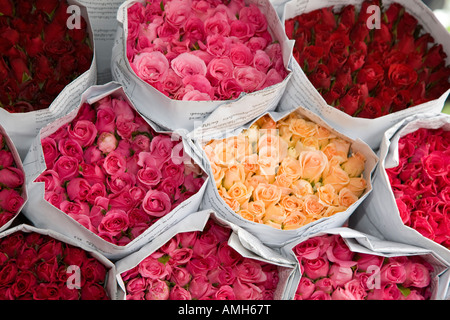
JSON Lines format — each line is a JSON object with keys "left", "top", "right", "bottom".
{"left": 234, "top": 260, "right": 267, "bottom": 284}
{"left": 132, "top": 51, "right": 169, "bottom": 83}
{"left": 403, "top": 261, "right": 431, "bottom": 288}
{"left": 142, "top": 190, "right": 172, "bottom": 217}
{"left": 230, "top": 19, "right": 255, "bottom": 41}
{"left": 164, "top": 0, "right": 191, "bottom": 28}
{"left": 217, "top": 243, "right": 242, "bottom": 267}
{"left": 68, "top": 120, "right": 97, "bottom": 148}
{"left": 367, "top": 283, "right": 405, "bottom": 300}
{"left": 66, "top": 178, "right": 91, "bottom": 201}
{"left": 295, "top": 276, "right": 315, "bottom": 299}
{"left": 302, "top": 256, "right": 329, "bottom": 280}
{"left": 326, "top": 235, "right": 357, "bottom": 267}
{"left": 169, "top": 285, "right": 191, "bottom": 300}
{"left": 232, "top": 278, "right": 263, "bottom": 300}
{"left": 169, "top": 248, "right": 193, "bottom": 265}
{"left": 0, "top": 150, "right": 13, "bottom": 169}
{"left": 107, "top": 172, "right": 136, "bottom": 194}
{"left": 0, "top": 189, "right": 24, "bottom": 214}
{"left": 328, "top": 264, "right": 354, "bottom": 287}
{"left": 207, "top": 57, "right": 234, "bottom": 83}
{"left": 233, "top": 66, "right": 265, "bottom": 92}
{"left": 215, "top": 285, "right": 236, "bottom": 300}
{"left": 126, "top": 277, "right": 147, "bottom": 295}
{"left": 204, "top": 11, "right": 231, "bottom": 37}
{"left": 95, "top": 106, "right": 116, "bottom": 134}
{"left": 41, "top": 137, "right": 59, "bottom": 169}
{"left": 192, "top": 232, "right": 218, "bottom": 258}
{"left": 53, "top": 156, "right": 79, "bottom": 181}
{"left": 171, "top": 52, "right": 207, "bottom": 79}
{"left": 170, "top": 267, "right": 191, "bottom": 287}
{"left": 98, "top": 209, "right": 129, "bottom": 237}
{"left": 380, "top": 261, "right": 407, "bottom": 284}
{"left": 239, "top": 4, "right": 268, "bottom": 33}
{"left": 60, "top": 200, "right": 90, "bottom": 217}
{"left": 138, "top": 255, "right": 171, "bottom": 280}
{"left": 229, "top": 43, "right": 253, "bottom": 66}
{"left": 253, "top": 49, "right": 272, "bottom": 73}
{"left": 103, "top": 151, "right": 127, "bottom": 176}
{"left": 294, "top": 236, "right": 330, "bottom": 260}
{"left": 356, "top": 253, "right": 384, "bottom": 272}
{"left": 189, "top": 274, "right": 214, "bottom": 299}
{"left": 0, "top": 167, "right": 24, "bottom": 189}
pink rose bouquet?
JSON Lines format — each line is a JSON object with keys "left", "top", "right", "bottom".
{"left": 385, "top": 127, "right": 450, "bottom": 249}
{"left": 293, "top": 233, "right": 435, "bottom": 300}
{"left": 203, "top": 110, "right": 369, "bottom": 231}
{"left": 0, "top": 228, "right": 111, "bottom": 300}
{"left": 120, "top": 217, "right": 281, "bottom": 300}
{"left": 126, "top": 0, "right": 288, "bottom": 101}
{"left": 34, "top": 92, "right": 206, "bottom": 246}
{"left": 0, "top": 127, "right": 26, "bottom": 230}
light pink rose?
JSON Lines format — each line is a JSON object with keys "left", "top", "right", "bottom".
{"left": 406, "top": 290, "right": 426, "bottom": 300}
{"left": 252, "top": 49, "right": 272, "bottom": 73}
{"left": 309, "top": 290, "right": 332, "bottom": 300}
{"left": 164, "top": 0, "right": 191, "bottom": 28}
{"left": 380, "top": 261, "right": 407, "bottom": 285}
{"left": 95, "top": 106, "right": 116, "bottom": 134}
{"left": 126, "top": 277, "right": 147, "bottom": 295}
{"left": 239, "top": 4, "right": 267, "bottom": 33}
{"left": 145, "top": 279, "right": 170, "bottom": 300}
{"left": 182, "top": 74, "right": 214, "bottom": 98}
{"left": 356, "top": 253, "right": 384, "bottom": 272}
{"left": 132, "top": 51, "right": 169, "bottom": 83}
{"left": 189, "top": 274, "right": 214, "bottom": 300}
{"left": 184, "top": 16, "right": 206, "bottom": 45}
{"left": 0, "top": 167, "right": 24, "bottom": 189}
{"left": 234, "top": 260, "right": 267, "bottom": 284}
{"left": 261, "top": 68, "right": 284, "bottom": 89}
{"left": 0, "top": 189, "right": 24, "bottom": 214}
{"left": 66, "top": 178, "right": 91, "bottom": 201}
{"left": 68, "top": 120, "right": 97, "bottom": 148}
{"left": 161, "top": 69, "right": 183, "bottom": 97}
{"left": 215, "top": 285, "right": 236, "bottom": 300}
{"left": 138, "top": 255, "right": 171, "bottom": 280}
{"left": 103, "top": 151, "right": 127, "bottom": 176}
{"left": 403, "top": 261, "right": 431, "bottom": 288}
{"left": 156, "top": 23, "right": 179, "bottom": 42}
{"left": 326, "top": 235, "right": 357, "bottom": 267}
{"left": 205, "top": 34, "right": 232, "bottom": 57}
{"left": 216, "top": 78, "right": 243, "bottom": 100}
{"left": 302, "top": 256, "right": 329, "bottom": 280}
{"left": 169, "top": 285, "right": 192, "bottom": 300}
{"left": 230, "top": 19, "right": 255, "bottom": 41}
{"left": 171, "top": 52, "right": 207, "bottom": 79}
{"left": 204, "top": 11, "right": 230, "bottom": 37}
{"left": 315, "top": 277, "right": 334, "bottom": 293}
{"left": 367, "top": 283, "right": 405, "bottom": 300}
{"left": 207, "top": 57, "right": 234, "bottom": 84}
{"left": 328, "top": 264, "right": 354, "bottom": 287}
{"left": 232, "top": 278, "right": 263, "bottom": 300}
{"left": 170, "top": 267, "right": 191, "bottom": 287}
{"left": 296, "top": 276, "right": 315, "bottom": 299}
{"left": 97, "top": 132, "right": 118, "bottom": 154}
{"left": 142, "top": 189, "right": 172, "bottom": 217}
{"left": 294, "top": 236, "right": 330, "bottom": 260}
{"left": 233, "top": 66, "right": 265, "bottom": 92}
{"left": 98, "top": 209, "right": 129, "bottom": 237}
{"left": 181, "top": 89, "right": 212, "bottom": 101}
{"left": 229, "top": 43, "right": 253, "bottom": 66}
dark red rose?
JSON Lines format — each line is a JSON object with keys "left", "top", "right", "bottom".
{"left": 16, "top": 247, "right": 38, "bottom": 270}
{"left": 35, "top": 0, "right": 60, "bottom": 15}
{"left": 323, "top": 82, "right": 345, "bottom": 105}
{"left": 292, "top": 27, "right": 311, "bottom": 53}
{"left": 357, "top": 96, "right": 385, "bottom": 118}
{"left": 372, "top": 23, "right": 392, "bottom": 44}
{"left": 36, "top": 257, "right": 59, "bottom": 282}
{"left": 384, "top": 3, "right": 404, "bottom": 28}
{"left": 10, "top": 57, "right": 31, "bottom": 84}
{"left": 37, "top": 238, "right": 64, "bottom": 261}
{"left": 338, "top": 85, "right": 366, "bottom": 116}
{"left": 391, "top": 89, "right": 412, "bottom": 112}
{"left": 0, "top": 0, "right": 13, "bottom": 16}
{"left": 15, "top": 0, "right": 33, "bottom": 17}
{"left": 326, "top": 49, "right": 349, "bottom": 75}
{"left": 319, "top": 7, "right": 337, "bottom": 29}
{"left": 43, "top": 20, "right": 67, "bottom": 43}
{"left": 53, "top": 1, "right": 70, "bottom": 25}
{"left": 1, "top": 27, "right": 19, "bottom": 47}
{"left": 68, "top": 16, "right": 89, "bottom": 43}
{"left": 0, "top": 262, "right": 18, "bottom": 285}
{"left": 309, "top": 64, "right": 331, "bottom": 90}
{"left": 299, "top": 45, "right": 324, "bottom": 73}
{"left": 345, "top": 51, "right": 366, "bottom": 72}
{"left": 297, "top": 9, "right": 322, "bottom": 29}
{"left": 10, "top": 271, "right": 37, "bottom": 299}
{"left": 23, "top": 35, "right": 44, "bottom": 58}
{"left": 0, "top": 232, "right": 25, "bottom": 258}
{"left": 56, "top": 54, "right": 78, "bottom": 79}
{"left": 32, "top": 283, "right": 61, "bottom": 300}
{"left": 63, "top": 246, "right": 88, "bottom": 267}
{"left": 376, "top": 85, "right": 396, "bottom": 110}
{"left": 73, "top": 42, "right": 94, "bottom": 72}
{"left": 395, "top": 35, "right": 416, "bottom": 55}
{"left": 350, "top": 22, "right": 370, "bottom": 43}
{"left": 338, "top": 5, "right": 356, "bottom": 31}
{"left": 423, "top": 44, "right": 447, "bottom": 70}
{"left": 414, "top": 34, "right": 435, "bottom": 55}
{"left": 80, "top": 282, "right": 109, "bottom": 300}
{"left": 0, "top": 57, "right": 10, "bottom": 81}
{"left": 410, "top": 81, "right": 427, "bottom": 104}
{"left": 388, "top": 63, "right": 418, "bottom": 88}
{"left": 356, "top": 63, "right": 385, "bottom": 91}
{"left": 19, "top": 80, "right": 40, "bottom": 101}
{"left": 33, "top": 55, "right": 53, "bottom": 82}
{"left": 396, "top": 12, "right": 418, "bottom": 39}
{"left": 406, "top": 52, "right": 425, "bottom": 70}
{"left": 285, "top": 19, "right": 295, "bottom": 39}
{"left": 81, "top": 258, "right": 107, "bottom": 283}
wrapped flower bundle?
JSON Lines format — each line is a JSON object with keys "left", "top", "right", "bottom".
{"left": 0, "top": 129, "right": 25, "bottom": 230}
{"left": 34, "top": 93, "right": 206, "bottom": 246}
{"left": 0, "top": 0, "right": 94, "bottom": 113}
{"left": 0, "top": 230, "right": 110, "bottom": 300}
{"left": 293, "top": 233, "right": 434, "bottom": 300}
{"left": 203, "top": 112, "right": 368, "bottom": 230}
{"left": 127, "top": 0, "right": 289, "bottom": 101}
{"left": 120, "top": 217, "right": 280, "bottom": 300}
{"left": 284, "top": 0, "right": 450, "bottom": 119}
{"left": 385, "top": 127, "right": 450, "bottom": 249}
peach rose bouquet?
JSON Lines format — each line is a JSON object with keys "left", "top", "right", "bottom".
{"left": 203, "top": 110, "right": 370, "bottom": 231}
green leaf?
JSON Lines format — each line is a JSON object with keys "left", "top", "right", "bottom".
{"left": 397, "top": 285, "right": 411, "bottom": 298}
{"left": 158, "top": 254, "right": 171, "bottom": 265}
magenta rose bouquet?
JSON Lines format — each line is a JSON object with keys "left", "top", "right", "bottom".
{"left": 33, "top": 90, "right": 206, "bottom": 247}
{"left": 126, "top": 0, "right": 288, "bottom": 101}
{"left": 0, "top": 226, "right": 113, "bottom": 300}
{"left": 0, "top": 126, "right": 26, "bottom": 230}
{"left": 385, "top": 127, "right": 450, "bottom": 249}
{"left": 293, "top": 233, "right": 435, "bottom": 300}
{"left": 119, "top": 217, "right": 281, "bottom": 300}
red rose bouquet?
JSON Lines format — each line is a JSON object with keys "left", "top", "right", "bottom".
{"left": 293, "top": 233, "right": 435, "bottom": 300}
{"left": 33, "top": 89, "right": 207, "bottom": 247}
{"left": 285, "top": 0, "right": 450, "bottom": 119}
{"left": 119, "top": 216, "right": 282, "bottom": 300}
{"left": 127, "top": 0, "right": 288, "bottom": 101}
{"left": 0, "top": 227, "right": 112, "bottom": 300}
{"left": 386, "top": 127, "right": 450, "bottom": 249}
{"left": 0, "top": 0, "right": 94, "bottom": 113}
{"left": 0, "top": 127, "right": 26, "bottom": 230}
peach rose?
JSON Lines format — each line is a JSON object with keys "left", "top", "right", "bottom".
{"left": 227, "top": 182, "right": 253, "bottom": 205}
{"left": 341, "top": 152, "right": 366, "bottom": 178}
{"left": 219, "top": 187, "right": 241, "bottom": 212}
{"left": 241, "top": 154, "right": 259, "bottom": 175}
{"left": 317, "top": 184, "right": 339, "bottom": 206}
{"left": 347, "top": 177, "right": 367, "bottom": 198}
{"left": 322, "top": 165, "right": 350, "bottom": 192}
{"left": 299, "top": 150, "right": 328, "bottom": 182}
{"left": 257, "top": 154, "right": 278, "bottom": 183}
{"left": 210, "top": 161, "right": 225, "bottom": 188}
{"left": 301, "top": 137, "right": 320, "bottom": 151}
{"left": 273, "top": 173, "right": 294, "bottom": 195}
{"left": 226, "top": 135, "right": 252, "bottom": 162}
{"left": 289, "top": 118, "right": 317, "bottom": 138}
{"left": 303, "top": 195, "right": 326, "bottom": 218}
{"left": 262, "top": 204, "right": 286, "bottom": 228}
{"left": 241, "top": 200, "right": 265, "bottom": 220}
{"left": 278, "top": 156, "right": 302, "bottom": 181}
{"left": 257, "top": 115, "right": 276, "bottom": 130}
{"left": 223, "top": 163, "right": 245, "bottom": 190}
{"left": 291, "top": 179, "right": 314, "bottom": 197}
{"left": 322, "top": 205, "right": 347, "bottom": 218}
{"left": 283, "top": 211, "right": 308, "bottom": 230}
{"left": 238, "top": 209, "right": 262, "bottom": 224}
{"left": 322, "top": 142, "right": 347, "bottom": 164}
{"left": 212, "top": 140, "right": 237, "bottom": 167}
{"left": 338, "top": 187, "right": 359, "bottom": 208}
{"left": 244, "top": 174, "right": 269, "bottom": 192}
{"left": 279, "top": 195, "right": 304, "bottom": 213}
{"left": 253, "top": 183, "right": 282, "bottom": 208}
{"left": 313, "top": 126, "right": 335, "bottom": 148}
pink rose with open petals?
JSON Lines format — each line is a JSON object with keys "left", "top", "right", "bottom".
{"left": 230, "top": 19, "right": 255, "bottom": 41}
{"left": 229, "top": 43, "right": 253, "bottom": 66}
{"left": 239, "top": 4, "right": 268, "bottom": 33}
{"left": 404, "top": 261, "right": 431, "bottom": 288}
{"left": 380, "top": 261, "right": 407, "bottom": 284}
{"left": 328, "top": 264, "right": 354, "bottom": 287}
{"left": 142, "top": 190, "right": 172, "bottom": 217}
{"left": 145, "top": 279, "right": 170, "bottom": 300}
{"left": 181, "top": 89, "right": 212, "bottom": 101}
{"left": 171, "top": 52, "right": 207, "bottom": 79}
{"left": 98, "top": 209, "right": 129, "bottom": 237}
{"left": 103, "top": 151, "right": 127, "bottom": 176}
{"left": 138, "top": 255, "right": 171, "bottom": 280}
{"left": 66, "top": 178, "right": 91, "bottom": 201}
{"left": 41, "top": 137, "right": 59, "bottom": 169}
{"left": 169, "top": 285, "right": 192, "bottom": 300}
{"left": 68, "top": 120, "right": 97, "bottom": 148}
{"left": 53, "top": 156, "right": 79, "bottom": 181}
{"left": 207, "top": 57, "right": 234, "bottom": 83}
{"left": 234, "top": 260, "right": 267, "bottom": 284}
{"left": 233, "top": 66, "right": 265, "bottom": 92}
{"left": 232, "top": 278, "right": 263, "bottom": 300}
{"left": 302, "top": 256, "right": 329, "bottom": 280}
{"left": 132, "top": 51, "right": 169, "bottom": 83}
{"left": 0, "top": 189, "right": 24, "bottom": 214}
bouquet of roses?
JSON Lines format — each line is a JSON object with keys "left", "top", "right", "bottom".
{"left": 203, "top": 110, "right": 370, "bottom": 231}
{"left": 385, "top": 127, "right": 450, "bottom": 249}
{"left": 0, "top": 126, "right": 26, "bottom": 231}
{"left": 0, "top": 0, "right": 93, "bottom": 113}
{"left": 284, "top": 0, "right": 450, "bottom": 119}
{"left": 118, "top": 215, "right": 285, "bottom": 300}
{"left": 32, "top": 88, "right": 207, "bottom": 248}
{"left": 292, "top": 233, "right": 436, "bottom": 300}
{"left": 127, "top": 0, "right": 288, "bottom": 101}
{"left": 0, "top": 226, "right": 113, "bottom": 300}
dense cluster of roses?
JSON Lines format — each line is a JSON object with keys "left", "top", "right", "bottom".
{"left": 285, "top": 0, "right": 450, "bottom": 119}
{"left": 0, "top": 231, "right": 109, "bottom": 300}
{"left": 127, "top": 0, "right": 288, "bottom": 101}
{"left": 204, "top": 112, "right": 367, "bottom": 230}
{"left": 386, "top": 127, "right": 450, "bottom": 249}
{"left": 293, "top": 234, "right": 434, "bottom": 300}
{"left": 35, "top": 95, "right": 206, "bottom": 245}
{"left": 0, "top": 130, "right": 25, "bottom": 228}
{"left": 0, "top": 0, "right": 93, "bottom": 113}
{"left": 121, "top": 218, "right": 280, "bottom": 300}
